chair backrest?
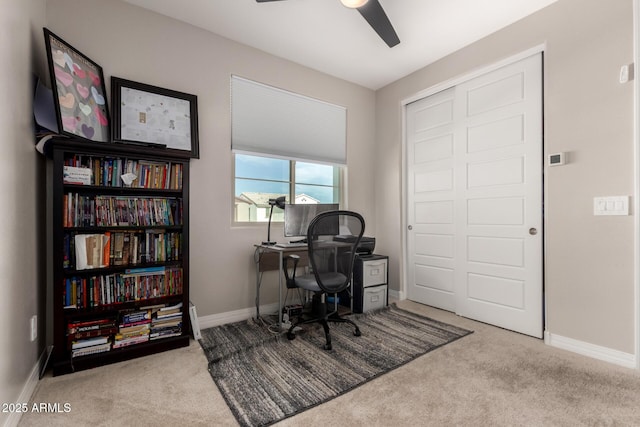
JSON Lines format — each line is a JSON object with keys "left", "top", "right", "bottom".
{"left": 306, "top": 210, "right": 365, "bottom": 294}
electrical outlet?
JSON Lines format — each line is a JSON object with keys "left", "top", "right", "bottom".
{"left": 30, "top": 315, "right": 37, "bottom": 342}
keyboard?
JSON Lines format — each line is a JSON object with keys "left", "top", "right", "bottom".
{"left": 274, "top": 242, "right": 307, "bottom": 248}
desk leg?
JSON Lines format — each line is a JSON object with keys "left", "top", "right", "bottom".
{"left": 278, "top": 250, "right": 283, "bottom": 329}
{"left": 255, "top": 249, "right": 261, "bottom": 321}
{"left": 254, "top": 246, "right": 287, "bottom": 329}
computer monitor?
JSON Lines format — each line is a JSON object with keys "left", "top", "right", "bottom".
{"left": 284, "top": 203, "right": 339, "bottom": 238}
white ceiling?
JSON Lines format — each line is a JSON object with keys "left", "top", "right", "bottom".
{"left": 122, "top": 0, "right": 558, "bottom": 90}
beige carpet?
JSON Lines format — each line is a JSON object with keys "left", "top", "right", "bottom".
{"left": 19, "top": 300, "right": 640, "bottom": 426}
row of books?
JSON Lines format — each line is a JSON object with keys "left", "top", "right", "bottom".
{"left": 114, "top": 308, "right": 153, "bottom": 349}
{"left": 114, "top": 303, "right": 184, "bottom": 348}
{"left": 68, "top": 318, "right": 116, "bottom": 358}
{"left": 150, "top": 302, "right": 183, "bottom": 340}
{"left": 63, "top": 193, "right": 183, "bottom": 228}
{"left": 64, "top": 230, "right": 182, "bottom": 270}
{"left": 63, "top": 266, "right": 183, "bottom": 309}
{"left": 63, "top": 157, "right": 183, "bottom": 190}
{"left": 67, "top": 302, "right": 183, "bottom": 357}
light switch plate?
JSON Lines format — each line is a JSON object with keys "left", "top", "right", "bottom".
{"left": 594, "top": 196, "right": 630, "bottom": 216}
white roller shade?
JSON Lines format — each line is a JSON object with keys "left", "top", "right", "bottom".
{"left": 231, "top": 76, "right": 347, "bottom": 165}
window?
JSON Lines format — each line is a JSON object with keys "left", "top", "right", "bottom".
{"left": 231, "top": 77, "right": 346, "bottom": 223}
{"left": 234, "top": 153, "right": 341, "bottom": 223}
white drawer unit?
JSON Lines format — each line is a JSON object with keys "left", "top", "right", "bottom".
{"left": 362, "top": 258, "right": 388, "bottom": 287}
{"left": 351, "top": 254, "right": 389, "bottom": 313}
{"left": 362, "top": 284, "right": 388, "bottom": 312}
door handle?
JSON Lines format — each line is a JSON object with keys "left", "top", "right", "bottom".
{"left": 529, "top": 227, "right": 538, "bottom": 235}
{"left": 408, "top": 225, "right": 413, "bottom": 230}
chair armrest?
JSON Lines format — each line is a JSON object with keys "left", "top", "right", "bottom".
{"left": 283, "top": 254, "right": 300, "bottom": 289}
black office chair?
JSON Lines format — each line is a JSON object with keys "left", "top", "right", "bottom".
{"left": 283, "top": 210, "right": 365, "bottom": 350}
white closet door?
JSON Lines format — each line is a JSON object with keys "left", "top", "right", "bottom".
{"left": 406, "top": 87, "right": 457, "bottom": 311}
{"left": 406, "top": 53, "right": 543, "bottom": 338}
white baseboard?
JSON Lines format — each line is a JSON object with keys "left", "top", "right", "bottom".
{"left": 197, "top": 291, "right": 412, "bottom": 332}
{"left": 3, "top": 349, "right": 47, "bottom": 427}
{"left": 197, "top": 303, "right": 278, "bottom": 331}
{"left": 388, "top": 288, "right": 404, "bottom": 301}
{"left": 196, "top": 288, "right": 410, "bottom": 332}
{"left": 544, "top": 331, "right": 637, "bottom": 369}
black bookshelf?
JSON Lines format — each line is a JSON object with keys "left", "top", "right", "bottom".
{"left": 47, "top": 138, "right": 191, "bottom": 375}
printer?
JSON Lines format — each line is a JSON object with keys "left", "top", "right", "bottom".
{"left": 334, "top": 235, "right": 375, "bottom": 255}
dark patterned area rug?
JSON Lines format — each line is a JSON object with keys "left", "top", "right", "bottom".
{"left": 199, "top": 304, "right": 472, "bottom": 427}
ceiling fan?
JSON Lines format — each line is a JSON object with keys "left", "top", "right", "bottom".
{"left": 256, "top": 0, "right": 400, "bottom": 48}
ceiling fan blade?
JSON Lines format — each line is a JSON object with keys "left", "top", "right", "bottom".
{"left": 357, "top": 0, "right": 400, "bottom": 48}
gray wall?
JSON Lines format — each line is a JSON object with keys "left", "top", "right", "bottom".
{"left": 0, "top": 0, "right": 46, "bottom": 424}
{"left": 375, "top": 0, "right": 635, "bottom": 353}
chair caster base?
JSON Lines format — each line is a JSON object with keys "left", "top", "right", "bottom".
{"left": 354, "top": 328, "right": 361, "bottom": 337}
{"left": 287, "top": 331, "right": 296, "bottom": 340}
{"left": 323, "top": 343, "right": 332, "bottom": 351}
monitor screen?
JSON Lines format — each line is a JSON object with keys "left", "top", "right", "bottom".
{"left": 284, "top": 204, "right": 339, "bottom": 238}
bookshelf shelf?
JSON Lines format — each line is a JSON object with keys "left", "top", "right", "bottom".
{"left": 63, "top": 295, "right": 184, "bottom": 315}
{"left": 64, "top": 260, "right": 182, "bottom": 275}
{"left": 64, "top": 225, "right": 183, "bottom": 233}
{"left": 59, "top": 335, "right": 188, "bottom": 375}
{"left": 48, "top": 138, "right": 191, "bottom": 375}
{"left": 62, "top": 185, "right": 184, "bottom": 196}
